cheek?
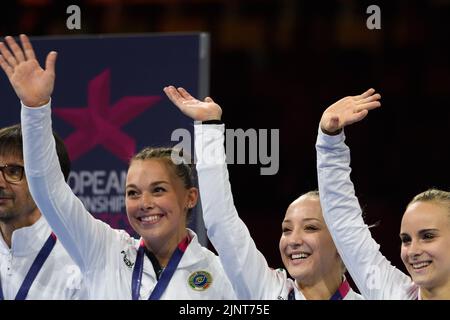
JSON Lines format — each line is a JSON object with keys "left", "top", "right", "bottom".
{"left": 163, "top": 197, "right": 179, "bottom": 213}
{"left": 315, "top": 236, "right": 337, "bottom": 257}
{"left": 162, "top": 195, "right": 186, "bottom": 219}
{"left": 279, "top": 236, "right": 286, "bottom": 253}
{"left": 308, "top": 235, "right": 324, "bottom": 250}
{"left": 400, "top": 246, "right": 408, "bottom": 262}
{"left": 125, "top": 199, "right": 137, "bottom": 215}
{"left": 427, "top": 241, "right": 448, "bottom": 260}
{"left": 23, "top": 190, "right": 37, "bottom": 208}
{"left": 174, "top": 195, "right": 189, "bottom": 214}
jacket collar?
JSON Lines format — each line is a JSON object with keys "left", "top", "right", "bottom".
{"left": 177, "top": 229, "right": 204, "bottom": 269}
{"left": 0, "top": 216, "right": 51, "bottom": 256}
{"left": 293, "top": 276, "right": 351, "bottom": 300}
{"left": 139, "top": 228, "right": 205, "bottom": 278}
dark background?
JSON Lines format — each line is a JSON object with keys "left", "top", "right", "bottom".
{"left": 1, "top": 0, "right": 449, "bottom": 282}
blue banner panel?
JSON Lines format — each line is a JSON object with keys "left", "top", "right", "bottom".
{"left": 0, "top": 33, "right": 209, "bottom": 243}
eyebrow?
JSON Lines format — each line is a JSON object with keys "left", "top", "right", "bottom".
{"left": 282, "top": 218, "right": 322, "bottom": 224}
{"left": 125, "top": 181, "right": 169, "bottom": 189}
{"left": 302, "top": 218, "right": 321, "bottom": 222}
{"left": 400, "top": 229, "right": 439, "bottom": 237}
{"left": 418, "top": 229, "right": 439, "bottom": 234}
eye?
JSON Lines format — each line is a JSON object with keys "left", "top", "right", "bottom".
{"left": 400, "top": 235, "right": 411, "bottom": 244}
{"left": 422, "top": 233, "right": 435, "bottom": 241}
{"left": 153, "top": 186, "right": 166, "bottom": 194}
{"left": 305, "top": 225, "right": 319, "bottom": 232}
{"left": 6, "top": 166, "right": 22, "bottom": 176}
{"left": 4, "top": 165, "right": 23, "bottom": 180}
{"left": 126, "top": 190, "right": 139, "bottom": 198}
{"left": 282, "top": 227, "right": 291, "bottom": 234}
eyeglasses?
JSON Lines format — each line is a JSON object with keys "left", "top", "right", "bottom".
{"left": 0, "top": 164, "right": 25, "bottom": 183}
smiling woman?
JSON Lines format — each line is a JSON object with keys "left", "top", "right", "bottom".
{"left": 279, "top": 192, "right": 347, "bottom": 296}
{"left": 316, "top": 88, "right": 450, "bottom": 300}
{"left": 400, "top": 190, "right": 450, "bottom": 297}
{"left": 126, "top": 148, "right": 198, "bottom": 267}
{"left": 0, "top": 34, "right": 236, "bottom": 300}
{"left": 164, "top": 85, "right": 363, "bottom": 300}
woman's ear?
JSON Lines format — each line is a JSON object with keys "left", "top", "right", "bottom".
{"left": 186, "top": 187, "right": 199, "bottom": 208}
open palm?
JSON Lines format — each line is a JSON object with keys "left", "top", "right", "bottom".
{"left": 0, "top": 34, "right": 56, "bottom": 107}
{"left": 320, "top": 88, "right": 381, "bottom": 134}
{"left": 164, "top": 86, "right": 222, "bottom": 121}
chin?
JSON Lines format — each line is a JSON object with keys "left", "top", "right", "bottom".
{"left": 409, "top": 272, "right": 430, "bottom": 286}
{"left": 288, "top": 268, "right": 309, "bottom": 281}
{"left": 411, "top": 275, "right": 436, "bottom": 288}
{"left": 140, "top": 227, "right": 161, "bottom": 238}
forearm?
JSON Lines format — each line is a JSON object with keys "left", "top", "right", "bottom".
{"left": 21, "top": 101, "right": 108, "bottom": 271}
{"left": 316, "top": 128, "right": 412, "bottom": 299}
{"left": 195, "top": 124, "right": 284, "bottom": 299}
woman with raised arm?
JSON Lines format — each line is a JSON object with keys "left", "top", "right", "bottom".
{"left": 316, "top": 88, "right": 450, "bottom": 299}
{"left": 164, "top": 85, "right": 363, "bottom": 300}
{"left": 0, "top": 34, "right": 235, "bottom": 299}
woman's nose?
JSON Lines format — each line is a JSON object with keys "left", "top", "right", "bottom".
{"left": 288, "top": 232, "right": 304, "bottom": 248}
{"left": 140, "top": 193, "right": 154, "bottom": 210}
{"left": 408, "top": 239, "right": 423, "bottom": 258}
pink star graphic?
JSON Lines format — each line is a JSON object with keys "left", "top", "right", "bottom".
{"left": 54, "top": 69, "right": 161, "bottom": 162}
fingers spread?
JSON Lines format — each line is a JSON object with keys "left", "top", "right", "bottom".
{"left": 0, "top": 54, "right": 13, "bottom": 78}
{"left": 354, "top": 97, "right": 381, "bottom": 113}
{"left": 359, "top": 101, "right": 381, "bottom": 111}
{"left": 20, "top": 34, "right": 36, "bottom": 60}
{"left": 45, "top": 51, "right": 57, "bottom": 73}
{"left": 358, "top": 93, "right": 381, "bottom": 105}
{"left": 164, "top": 86, "right": 177, "bottom": 100}
{"left": 0, "top": 41, "right": 17, "bottom": 67}
{"left": 178, "top": 87, "right": 195, "bottom": 100}
{"left": 357, "top": 88, "right": 376, "bottom": 99}
{"left": 5, "top": 36, "right": 26, "bottom": 63}
{"left": 164, "top": 85, "right": 185, "bottom": 109}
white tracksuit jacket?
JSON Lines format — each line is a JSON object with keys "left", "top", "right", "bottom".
{"left": 316, "top": 128, "right": 419, "bottom": 299}
{"left": 21, "top": 102, "right": 236, "bottom": 300}
{"left": 0, "top": 216, "right": 84, "bottom": 299}
{"left": 195, "top": 124, "right": 363, "bottom": 300}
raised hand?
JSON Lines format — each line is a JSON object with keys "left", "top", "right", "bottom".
{"left": 320, "top": 88, "right": 381, "bottom": 135}
{"left": 0, "top": 34, "right": 57, "bottom": 107}
{"left": 164, "top": 86, "right": 222, "bottom": 121}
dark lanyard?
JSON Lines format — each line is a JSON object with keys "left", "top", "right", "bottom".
{"left": 131, "top": 236, "right": 190, "bottom": 300}
{"left": 0, "top": 233, "right": 57, "bottom": 300}
{"left": 288, "top": 278, "right": 351, "bottom": 300}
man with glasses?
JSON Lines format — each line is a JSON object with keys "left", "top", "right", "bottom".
{"left": 0, "top": 124, "right": 83, "bottom": 299}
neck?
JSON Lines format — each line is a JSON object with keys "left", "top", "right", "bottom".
{"left": 420, "top": 282, "right": 450, "bottom": 300}
{"left": 0, "top": 210, "right": 41, "bottom": 248}
{"left": 296, "top": 271, "right": 343, "bottom": 300}
{"left": 143, "top": 228, "right": 188, "bottom": 267}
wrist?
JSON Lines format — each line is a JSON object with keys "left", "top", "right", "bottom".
{"left": 23, "top": 98, "right": 51, "bottom": 108}
{"left": 320, "top": 126, "right": 342, "bottom": 136}
{"left": 200, "top": 119, "right": 223, "bottom": 125}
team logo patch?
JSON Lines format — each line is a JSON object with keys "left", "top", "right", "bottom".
{"left": 120, "top": 250, "right": 134, "bottom": 268}
{"left": 188, "top": 271, "right": 212, "bottom": 291}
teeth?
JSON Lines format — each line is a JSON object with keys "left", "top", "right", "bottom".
{"left": 140, "top": 215, "right": 161, "bottom": 223}
{"left": 412, "top": 262, "right": 431, "bottom": 269}
{"left": 292, "top": 253, "right": 309, "bottom": 259}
